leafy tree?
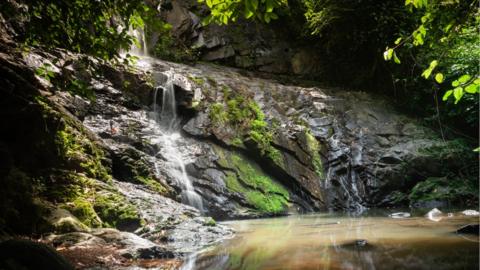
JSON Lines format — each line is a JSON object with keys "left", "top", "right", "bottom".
{"left": 198, "top": 0, "right": 288, "bottom": 24}
{"left": 384, "top": 0, "right": 479, "bottom": 104}
{"left": 20, "top": 0, "right": 151, "bottom": 60}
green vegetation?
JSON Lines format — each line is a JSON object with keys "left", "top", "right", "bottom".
{"left": 409, "top": 177, "right": 478, "bottom": 207}
{"left": 94, "top": 192, "right": 143, "bottom": 229}
{"left": 16, "top": 0, "right": 148, "bottom": 60}
{"left": 203, "top": 217, "right": 217, "bottom": 226}
{"left": 189, "top": 76, "right": 206, "bottom": 86}
{"left": 135, "top": 176, "right": 167, "bottom": 194}
{"left": 305, "top": 130, "right": 324, "bottom": 179}
{"left": 56, "top": 126, "right": 111, "bottom": 182}
{"left": 66, "top": 197, "right": 102, "bottom": 227}
{"left": 208, "top": 87, "right": 283, "bottom": 166}
{"left": 153, "top": 23, "right": 199, "bottom": 62}
{"left": 198, "top": 0, "right": 287, "bottom": 25}
{"left": 218, "top": 149, "right": 289, "bottom": 214}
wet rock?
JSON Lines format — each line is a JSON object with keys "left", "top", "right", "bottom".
{"left": 337, "top": 239, "right": 375, "bottom": 251}
{"left": 426, "top": 208, "right": 443, "bottom": 222}
{"left": 461, "top": 210, "right": 480, "bottom": 216}
{"left": 43, "top": 207, "right": 90, "bottom": 233}
{"left": 456, "top": 224, "right": 479, "bottom": 235}
{"left": 202, "top": 46, "right": 235, "bottom": 61}
{"left": 0, "top": 239, "right": 74, "bottom": 270}
{"left": 389, "top": 212, "right": 411, "bottom": 219}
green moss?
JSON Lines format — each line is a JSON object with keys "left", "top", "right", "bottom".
{"left": 43, "top": 172, "right": 94, "bottom": 203}
{"left": 56, "top": 126, "right": 111, "bottom": 182}
{"left": 64, "top": 197, "right": 101, "bottom": 228}
{"left": 208, "top": 93, "right": 284, "bottom": 166}
{"left": 220, "top": 151, "right": 289, "bottom": 214}
{"left": 135, "top": 176, "right": 167, "bottom": 194}
{"left": 209, "top": 102, "right": 228, "bottom": 124}
{"left": 188, "top": 76, "right": 205, "bottom": 85}
{"left": 231, "top": 137, "right": 245, "bottom": 147}
{"left": 408, "top": 177, "right": 478, "bottom": 206}
{"left": 204, "top": 217, "right": 216, "bottom": 226}
{"left": 245, "top": 191, "right": 288, "bottom": 214}
{"left": 305, "top": 130, "right": 324, "bottom": 179}
{"left": 225, "top": 172, "right": 243, "bottom": 192}
{"left": 94, "top": 192, "right": 143, "bottom": 229}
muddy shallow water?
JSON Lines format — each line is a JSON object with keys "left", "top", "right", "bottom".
{"left": 181, "top": 211, "right": 479, "bottom": 270}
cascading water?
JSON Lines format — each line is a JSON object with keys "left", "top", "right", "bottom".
{"left": 127, "top": 27, "right": 148, "bottom": 56}
{"left": 150, "top": 69, "right": 204, "bottom": 211}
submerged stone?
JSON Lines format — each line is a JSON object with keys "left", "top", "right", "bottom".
{"left": 456, "top": 224, "right": 479, "bottom": 235}
{"left": 389, "top": 212, "right": 411, "bottom": 219}
{"left": 461, "top": 210, "right": 480, "bottom": 216}
{"left": 337, "top": 239, "right": 375, "bottom": 251}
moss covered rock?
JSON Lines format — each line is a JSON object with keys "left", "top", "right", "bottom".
{"left": 216, "top": 147, "right": 289, "bottom": 214}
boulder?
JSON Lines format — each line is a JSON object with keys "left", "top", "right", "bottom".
{"left": 0, "top": 239, "right": 74, "bottom": 270}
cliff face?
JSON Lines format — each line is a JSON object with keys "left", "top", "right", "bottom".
{"left": 156, "top": 0, "right": 324, "bottom": 77}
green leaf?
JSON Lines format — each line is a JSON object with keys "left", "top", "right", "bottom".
{"left": 442, "top": 90, "right": 453, "bottom": 101}
{"left": 393, "top": 52, "right": 401, "bottom": 64}
{"left": 264, "top": 13, "right": 271, "bottom": 23}
{"left": 394, "top": 37, "right": 402, "bottom": 45}
{"left": 452, "top": 80, "right": 460, "bottom": 87}
{"left": 473, "top": 147, "right": 480, "bottom": 152}
{"left": 458, "top": 74, "right": 471, "bottom": 84}
{"left": 383, "top": 48, "right": 393, "bottom": 61}
{"left": 421, "top": 68, "right": 432, "bottom": 79}
{"left": 250, "top": 0, "right": 258, "bottom": 10}
{"left": 464, "top": 83, "right": 479, "bottom": 94}
{"left": 421, "top": 60, "right": 438, "bottom": 79}
{"left": 434, "top": 73, "right": 444, "bottom": 83}
{"left": 453, "top": 87, "right": 463, "bottom": 103}
{"left": 245, "top": 9, "right": 254, "bottom": 19}
{"left": 266, "top": 0, "right": 274, "bottom": 12}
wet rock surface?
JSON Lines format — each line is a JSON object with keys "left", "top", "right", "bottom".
{"left": 134, "top": 58, "right": 463, "bottom": 212}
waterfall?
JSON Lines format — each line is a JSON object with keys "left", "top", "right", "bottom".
{"left": 128, "top": 27, "right": 148, "bottom": 56}
{"left": 151, "top": 69, "right": 204, "bottom": 211}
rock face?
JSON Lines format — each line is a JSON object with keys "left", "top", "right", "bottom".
{"left": 0, "top": 33, "right": 232, "bottom": 268}
{"left": 131, "top": 59, "right": 470, "bottom": 213}
{"left": 159, "top": 0, "right": 323, "bottom": 76}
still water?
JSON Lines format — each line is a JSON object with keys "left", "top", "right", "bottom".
{"left": 182, "top": 211, "right": 479, "bottom": 270}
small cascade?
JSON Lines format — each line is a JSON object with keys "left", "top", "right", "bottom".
{"left": 150, "top": 69, "right": 204, "bottom": 211}
{"left": 128, "top": 27, "right": 148, "bottom": 56}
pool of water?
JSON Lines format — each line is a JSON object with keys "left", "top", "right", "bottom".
{"left": 181, "top": 211, "right": 479, "bottom": 270}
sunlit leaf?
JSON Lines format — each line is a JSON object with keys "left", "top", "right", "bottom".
{"left": 383, "top": 48, "right": 393, "bottom": 61}
{"left": 442, "top": 90, "right": 453, "bottom": 101}
{"left": 434, "top": 73, "right": 444, "bottom": 83}
{"left": 453, "top": 87, "right": 463, "bottom": 103}
{"left": 393, "top": 52, "right": 401, "bottom": 64}
{"left": 458, "top": 74, "right": 471, "bottom": 84}
{"left": 464, "top": 84, "right": 479, "bottom": 94}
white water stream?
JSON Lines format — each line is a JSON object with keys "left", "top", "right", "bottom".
{"left": 127, "top": 28, "right": 204, "bottom": 212}
{"left": 149, "top": 69, "right": 204, "bottom": 212}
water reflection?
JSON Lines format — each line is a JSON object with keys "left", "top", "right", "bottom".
{"left": 183, "top": 212, "right": 479, "bottom": 269}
